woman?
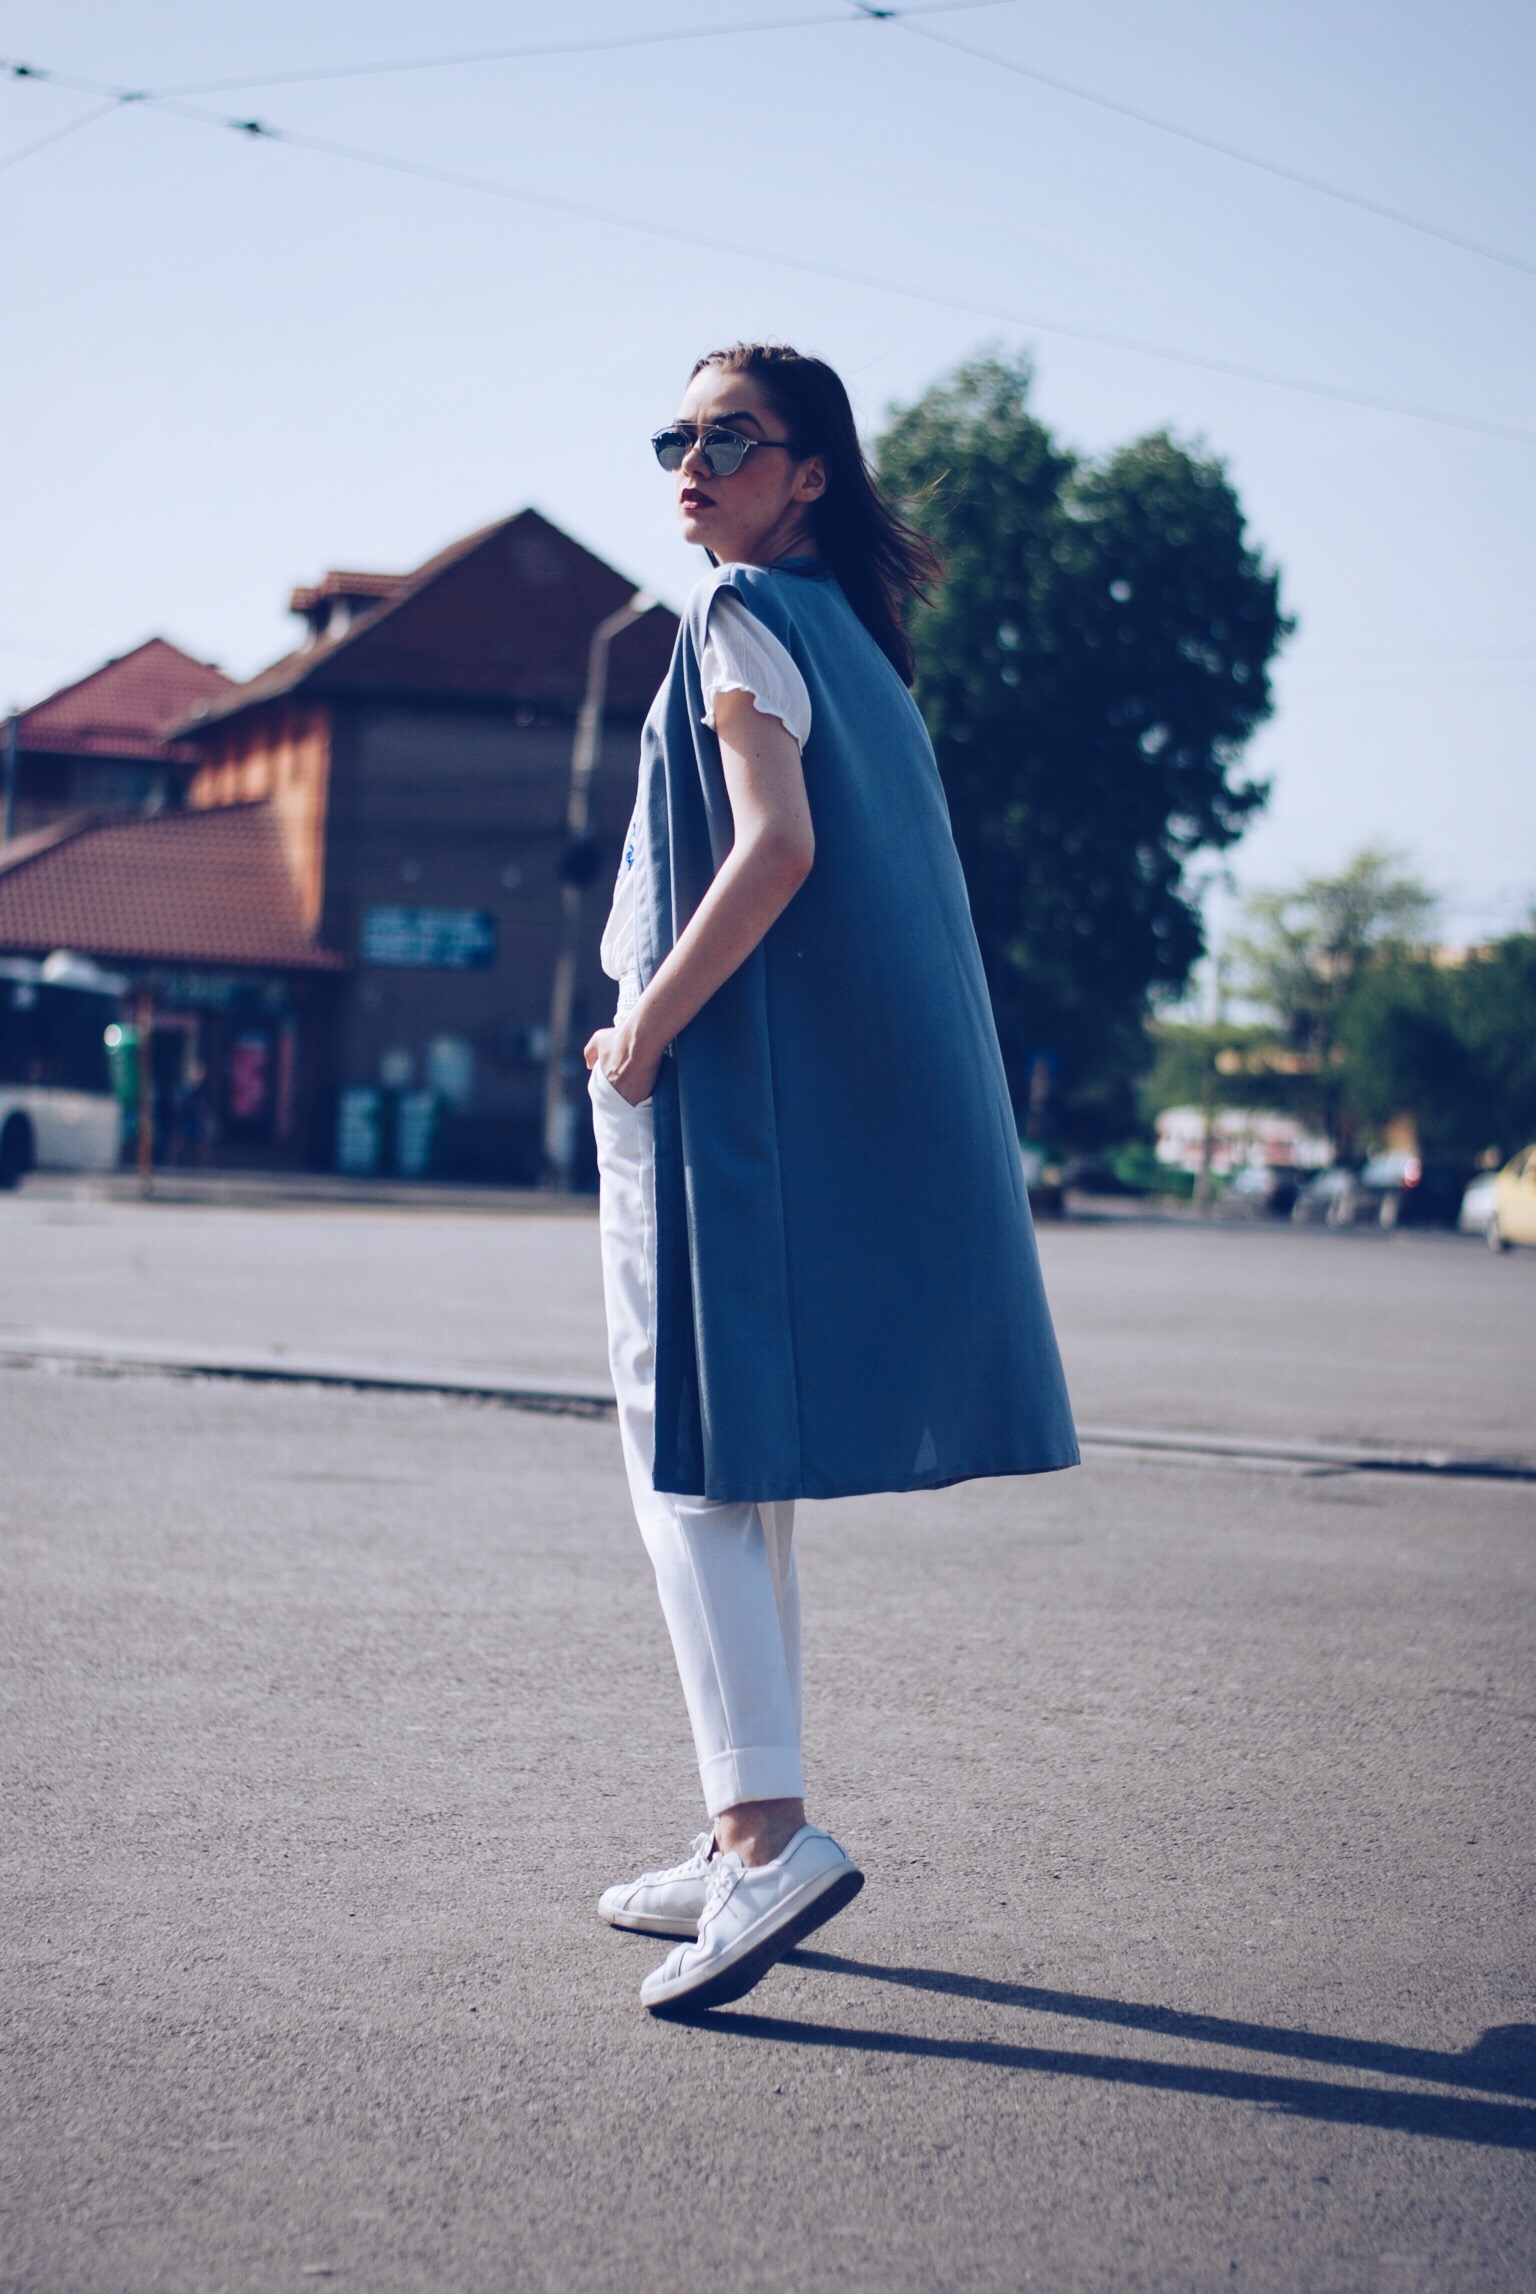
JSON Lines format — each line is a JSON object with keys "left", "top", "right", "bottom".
{"left": 585, "top": 343, "right": 1077, "bottom": 2017}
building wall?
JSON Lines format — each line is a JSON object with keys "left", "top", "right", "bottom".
{"left": 187, "top": 701, "right": 331, "bottom": 928}
{"left": 318, "top": 697, "right": 644, "bottom": 1181}
{"left": 11, "top": 752, "right": 177, "bottom": 837}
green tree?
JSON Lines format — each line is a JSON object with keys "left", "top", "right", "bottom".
{"left": 1338, "top": 956, "right": 1474, "bottom": 1152}
{"left": 1140, "top": 1020, "right": 1298, "bottom": 1124}
{"left": 1339, "top": 929, "right": 1536, "bottom": 1158}
{"left": 1458, "top": 930, "right": 1536, "bottom": 1151}
{"left": 1231, "top": 848, "right": 1437, "bottom": 1147}
{"left": 877, "top": 352, "right": 1287, "bottom": 1143}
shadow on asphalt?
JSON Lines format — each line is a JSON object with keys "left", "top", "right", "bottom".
{"left": 678, "top": 1951, "right": 1536, "bottom": 2151}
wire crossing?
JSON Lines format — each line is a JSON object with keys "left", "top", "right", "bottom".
{"left": 2, "top": 25, "right": 1530, "bottom": 446}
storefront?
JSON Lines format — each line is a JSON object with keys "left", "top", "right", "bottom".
{"left": 0, "top": 804, "right": 345, "bottom": 1172}
{"left": 127, "top": 970, "right": 310, "bottom": 1167}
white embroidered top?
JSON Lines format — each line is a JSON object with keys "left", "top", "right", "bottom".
{"left": 599, "top": 585, "right": 813, "bottom": 1005}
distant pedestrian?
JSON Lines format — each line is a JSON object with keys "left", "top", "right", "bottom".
{"left": 585, "top": 342, "right": 1077, "bottom": 2016}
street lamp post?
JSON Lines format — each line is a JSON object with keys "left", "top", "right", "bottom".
{"left": 2, "top": 712, "right": 18, "bottom": 845}
{"left": 135, "top": 986, "right": 155, "bottom": 1199}
{"left": 1192, "top": 947, "right": 1230, "bottom": 1216}
{"left": 541, "top": 590, "right": 654, "bottom": 1190}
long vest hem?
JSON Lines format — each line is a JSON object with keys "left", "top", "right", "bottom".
{"left": 633, "top": 561, "right": 1079, "bottom": 1504}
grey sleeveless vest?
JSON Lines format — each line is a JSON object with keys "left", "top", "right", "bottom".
{"left": 629, "top": 560, "right": 1078, "bottom": 1502}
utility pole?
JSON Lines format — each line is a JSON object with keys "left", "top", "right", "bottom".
{"left": 542, "top": 591, "right": 654, "bottom": 1190}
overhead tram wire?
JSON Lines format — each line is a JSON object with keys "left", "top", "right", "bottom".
{"left": 0, "top": 92, "right": 137, "bottom": 171}
{"left": 3, "top": 59, "right": 1531, "bottom": 447}
{"left": 0, "top": 7, "right": 1008, "bottom": 170}
{"left": 148, "top": 0, "right": 1013, "bottom": 95}
{"left": 898, "top": 17, "right": 1536, "bottom": 282}
{"left": 1, "top": 3, "right": 1013, "bottom": 102}
{"left": 137, "top": 100, "right": 1536, "bottom": 447}
{"left": 7, "top": 6, "right": 1529, "bottom": 276}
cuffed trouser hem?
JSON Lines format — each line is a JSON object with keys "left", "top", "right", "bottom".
{"left": 593, "top": 1063, "right": 805, "bottom": 1821}
{"left": 699, "top": 1746, "right": 807, "bottom": 1822}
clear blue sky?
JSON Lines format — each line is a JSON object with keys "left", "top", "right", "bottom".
{"left": 4, "top": 0, "right": 1532, "bottom": 950}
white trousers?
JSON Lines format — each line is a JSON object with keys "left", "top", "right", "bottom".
{"left": 590, "top": 1064, "right": 804, "bottom": 1819}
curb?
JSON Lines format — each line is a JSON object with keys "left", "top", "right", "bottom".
{"left": 3, "top": 1330, "right": 1532, "bottom": 1482}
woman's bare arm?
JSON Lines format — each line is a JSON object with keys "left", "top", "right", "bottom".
{"left": 584, "top": 687, "right": 814, "bottom": 1104}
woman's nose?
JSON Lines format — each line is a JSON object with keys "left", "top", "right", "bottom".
{"left": 679, "top": 437, "right": 711, "bottom": 476}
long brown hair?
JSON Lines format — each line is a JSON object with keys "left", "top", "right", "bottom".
{"left": 690, "top": 342, "right": 941, "bottom": 685}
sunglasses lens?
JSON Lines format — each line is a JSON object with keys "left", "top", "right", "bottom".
{"left": 702, "top": 433, "right": 750, "bottom": 476}
{"left": 651, "top": 427, "right": 759, "bottom": 475}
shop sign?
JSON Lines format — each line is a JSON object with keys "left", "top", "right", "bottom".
{"left": 146, "top": 972, "right": 291, "bottom": 1011}
{"left": 360, "top": 907, "right": 498, "bottom": 970}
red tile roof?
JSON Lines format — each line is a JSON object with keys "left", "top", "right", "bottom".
{"left": 0, "top": 805, "right": 343, "bottom": 970}
{"left": 289, "top": 570, "right": 404, "bottom": 616}
{"left": 17, "top": 638, "right": 234, "bottom": 764}
{"left": 173, "top": 508, "right": 678, "bottom": 734}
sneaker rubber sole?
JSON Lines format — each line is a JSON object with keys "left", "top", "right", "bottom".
{"left": 644, "top": 1864, "right": 864, "bottom": 2017}
{"left": 600, "top": 1907, "right": 700, "bottom": 1938}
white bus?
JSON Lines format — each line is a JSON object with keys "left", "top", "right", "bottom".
{"left": 0, "top": 952, "right": 125, "bottom": 1187}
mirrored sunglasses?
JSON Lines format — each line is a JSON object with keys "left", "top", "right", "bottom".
{"left": 650, "top": 426, "right": 799, "bottom": 478}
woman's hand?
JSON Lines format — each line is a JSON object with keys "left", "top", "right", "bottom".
{"left": 584, "top": 1022, "right": 662, "bottom": 1107}
{"left": 586, "top": 694, "right": 814, "bottom": 1116}
{"left": 599, "top": 695, "right": 812, "bottom": 1073}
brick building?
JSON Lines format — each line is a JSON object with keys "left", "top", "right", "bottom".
{"left": 3, "top": 638, "right": 233, "bottom": 837}
{"left": 0, "top": 806, "right": 344, "bottom": 1165}
{"left": 0, "top": 509, "right": 678, "bottom": 1180}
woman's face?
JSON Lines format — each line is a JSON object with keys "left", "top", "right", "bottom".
{"left": 668, "top": 367, "right": 827, "bottom": 566}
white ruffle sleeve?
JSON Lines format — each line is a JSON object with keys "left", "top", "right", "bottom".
{"left": 601, "top": 584, "right": 814, "bottom": 995}
{"left": 700, "top": 587, "right": 813, "bottom": 746}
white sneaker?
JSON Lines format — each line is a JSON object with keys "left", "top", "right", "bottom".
{"left": 598, "top": 1831, "right": 716, "bottom": 1938}
{"left": 640, "top": 1825, "right": 863, "bottom": 2015}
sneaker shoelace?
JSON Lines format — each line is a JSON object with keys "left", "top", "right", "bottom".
{"left": 635, "top": 1830, "right": 714, "bottom": 1888}
{"left": 699, "top": 1849, "right": 745, "bottom": 1930}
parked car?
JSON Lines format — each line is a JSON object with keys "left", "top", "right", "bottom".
{"left": 1291, "top": 1167, "right": 1365, "bottom": 1227}
{"left": 1486, "top": 1145, "right": 1536, "bottom": 1251}
{"left": 1458, "top": 1169, "right": 1500, "bottom": 1241}
{"left": 1291, "top": 1157, "right": 1466, "bottom": 1230}
{"left": 1358, "top": 1151, "right": 1473, "bottom": 1230}
{"left": 1216, "top": 1165, "right": 1300, "bottom": 1219}
{"left": 1060, "top": 1154, "right": 1146, "bottom": 1198}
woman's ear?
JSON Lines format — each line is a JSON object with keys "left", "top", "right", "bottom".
{"left": 796, "top": 454, "right": 828, "bottom": 502}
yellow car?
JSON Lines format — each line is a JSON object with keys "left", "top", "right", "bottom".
{"left": 1490, "top": 1145, "right": 1536, "bottom": 1250}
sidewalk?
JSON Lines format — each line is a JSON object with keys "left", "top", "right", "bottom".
{"left": 17, "top": 1167, "right": 599, "bottom": 1215}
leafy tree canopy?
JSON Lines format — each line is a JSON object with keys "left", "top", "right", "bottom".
{"left": 1232, "top": 846, "right": 1436, "bottom": 1050}
{"left": 877, "top": 352, "right": 1288, "bottom": 1143}
{"left": 1339, "top": 931, "right": 1536, "bottom": 1160}
{"left": 1139, "top": 1021, "right": 1307, "bottom": 1127}
{"left": 1231, "top": 847, "right": 1436, "bottom": 1143}
{"left": 1220, "top": 850, "right": 1534, "bottom": 1158}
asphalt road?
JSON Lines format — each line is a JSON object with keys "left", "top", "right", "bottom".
{"left": 2, "top": 1199, "right": 1533, "bottom": 2292}
{"left": 3, "top": 1191, "right": 1532, "bottom": 1459}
